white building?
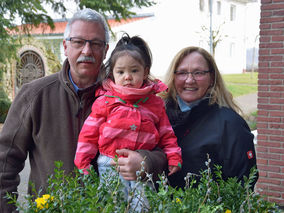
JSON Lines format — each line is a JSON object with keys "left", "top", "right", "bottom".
{"left": 109, "top": 0, "right": 260, "bottom": 78}
{"left": 16, "top": 0, "right": 260, "bottom": 92}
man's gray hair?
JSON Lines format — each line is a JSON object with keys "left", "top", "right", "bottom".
{"left": 64, "top": 8, "right": 110, "bottom": 43}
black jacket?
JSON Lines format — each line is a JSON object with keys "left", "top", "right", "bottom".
{"left": 166, "top": 98, "right": 258, "bottom": 189}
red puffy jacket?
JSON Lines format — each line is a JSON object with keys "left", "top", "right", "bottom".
{"left": 75, "top": 79, "right": 182, "bottom": 172}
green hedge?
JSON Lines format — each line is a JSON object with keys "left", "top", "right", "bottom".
{"left": 0, "top": 87, "right": 11, "bottom": 123}
{"left": 7, "top": 159, "right": 281, "bottom": 213}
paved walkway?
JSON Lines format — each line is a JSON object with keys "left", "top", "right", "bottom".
{"left": 234, "top": 92, "right": 257, "bottom": 115}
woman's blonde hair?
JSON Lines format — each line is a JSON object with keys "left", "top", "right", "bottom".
{"left": 163, "top": 46, "right": 243, "bottom": 114}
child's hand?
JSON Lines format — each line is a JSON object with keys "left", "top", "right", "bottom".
{"left": 168, "top": 165, "right": 181, "bottom": 176}
{"left": 79, "top": 168, "right": 89, "bottom": 175}
{"left": 78, "top": 165, "right": 91, "bottom": 175}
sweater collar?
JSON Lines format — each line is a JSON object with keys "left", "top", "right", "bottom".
{"left": 68, "top": 69, "right": 102, "bottom": 94}
{"left": 102, "top": 78, "right": 167, "bottom": 100}
{"left": 68, "top": 70, "right": 80, "bottom": 93}
{"left": 177, "top": 95, "right": 203, "bottom": 112}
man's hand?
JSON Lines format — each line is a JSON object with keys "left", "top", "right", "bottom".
{"left": 110, "top": 149, "right": 145, "bottom": 181}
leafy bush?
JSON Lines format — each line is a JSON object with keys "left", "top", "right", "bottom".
{"left": 244, "top": 110, "right": 257, "bottom": 131}
{"left": 0, "top": 87, "right": 11, "bottom": 123}
{"left": 8, "top": 159, "right": 281, "bottom": 213}
{"left": 0, "top": 66, "right": 11, "bottom": 123}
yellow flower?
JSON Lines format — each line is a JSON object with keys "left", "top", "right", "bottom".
{"left": 42, "top": 194, "right": 54, "bottom": 201}
{"left": 225, "top": 210, "right": 232, "bottom": 213}
{"left": 35, "top": 194, "right": 54, "bottom": 210}
{"left": 176, "top": 198, "right": 182, "bottom": 204}
{"left": 35, "top": 197, "right": 47, "bottom": 210}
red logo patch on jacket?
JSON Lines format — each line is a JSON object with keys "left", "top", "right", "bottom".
{"left": 247, "top": 151, "right": 254, "bottom": 159}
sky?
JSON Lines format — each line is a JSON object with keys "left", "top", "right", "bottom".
{"left": 44, "top": 0, "right": 78, "bottom": 20}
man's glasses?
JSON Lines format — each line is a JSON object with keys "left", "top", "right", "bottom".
{"left": 174, "top": 70, "right": 211, "bottom": 81}
{"left": 66, "top": 37, "right": 106, "bottom": 51}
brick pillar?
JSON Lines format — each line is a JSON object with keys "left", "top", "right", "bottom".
{"left": 257, "top": 0, "right": 284, "bottom": 207}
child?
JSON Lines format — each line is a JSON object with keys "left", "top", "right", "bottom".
{"left": 74, "top": 33, "right": 182, "bottom": 208}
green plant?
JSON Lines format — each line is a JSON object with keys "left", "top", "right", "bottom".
{"left": 0, "top": 86, "right": 11, "bottom": 123}
{"left": 7, "top": 159, "right": 280, "bottom": 213}
{"left": 244, "top": 110, "right": 257, "bottom": 131}
{"left": 0, "top": 98, "right": 11, "bottom": 123}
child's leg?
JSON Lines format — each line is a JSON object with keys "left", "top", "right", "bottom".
{"left": 97, "top": 154, "right": 116, "bottom": 181}
{"left": 97, "top": 155, "right": 150, "bottom": 211}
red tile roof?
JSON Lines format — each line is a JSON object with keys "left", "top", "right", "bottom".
{"left": 12, "top": 15, "right": 152, "bottom": 36}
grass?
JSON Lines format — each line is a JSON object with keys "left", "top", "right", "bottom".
{"left": 222, "top": 72, "right": 258, "bottom": 97}
{"left": 226, "top": 84, "right": 257, "bottom": 97}
{"left": 222, "top": 72, "right": 258, "bottom": 85}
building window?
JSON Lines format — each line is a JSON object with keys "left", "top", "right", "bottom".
{"left": 230, "top": 4, "right": 236, "bottom": 21}
{"left": 217, "top": 1, "right": 221, "bottom": 15}
{"left": 200, "top": 0, "right": 205, "bottom": 11}
{"left": 16, "top": 50, "right": 45, "bottom": 90}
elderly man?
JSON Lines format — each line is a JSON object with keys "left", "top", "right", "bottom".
{"left": 0, "top": 8, "right": 166, "bottom": 212}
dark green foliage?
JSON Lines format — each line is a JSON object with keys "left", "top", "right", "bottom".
{"left": 0, "top": 69, "right": 11, "bottom": 122}
{"left": 77, "top": 0, "right": 155, "bottom": 20}
{"left": 7, "top": 160, "right": 281, "bottom": 212}
{"left": 245, "top": 110, "right": 257, "bottom": 131}
{"left": 0, "top": 0, "right": 66, "bottom": 64}
{"left": 40, "top": 38, "right": 63, "bottom": 63}
{"left": 0, "top": 0, "right": 155, "bottom": 65}
{"left": 0, "top": 0, "right": 155, "bottom": 100}
{"left": 0, "top": 96, "right": 11, "bottom": 123}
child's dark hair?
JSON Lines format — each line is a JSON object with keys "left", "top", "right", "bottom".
{"left": 105, "top": 33, "right": 152, "bottom": 80}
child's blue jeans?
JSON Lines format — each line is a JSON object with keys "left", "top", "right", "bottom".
{"left": 97, "top": 154, "right": 149, "bottom": 211}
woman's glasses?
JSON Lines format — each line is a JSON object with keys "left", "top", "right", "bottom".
{"left": 174, "top": 70, "right": 211, "bottom": 81}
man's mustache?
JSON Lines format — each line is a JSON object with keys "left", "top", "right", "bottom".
{"left": 77, "top": 56, "right": 96, "bottom": 63}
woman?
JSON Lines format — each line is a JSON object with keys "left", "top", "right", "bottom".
{"left": 163, "top": 46, "right": 258, "bottom": 189}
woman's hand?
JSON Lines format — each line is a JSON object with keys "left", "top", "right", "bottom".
{"left": 110, "top": 149, "right": 145, "bottom": 181}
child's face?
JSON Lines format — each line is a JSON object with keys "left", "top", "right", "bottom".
{"left": 113, "top": 54, "right": 148, "bottom": 88}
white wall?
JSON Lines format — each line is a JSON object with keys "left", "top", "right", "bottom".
{"left": 55, "top": 0, "right": 260, "bottom": 77}
{"left": 109, "top": 0, "right": 260, "bottom": 78}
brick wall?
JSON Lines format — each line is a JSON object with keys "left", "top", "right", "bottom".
{"left": 257, "top": 0, "right": 284, "bottom": 207}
